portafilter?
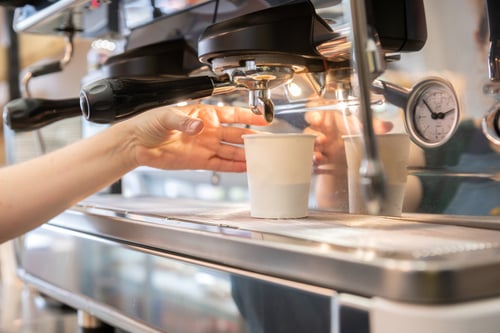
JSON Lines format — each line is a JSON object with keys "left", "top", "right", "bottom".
{"left": 79, "top": 0, "right": 339, "bottom": 124}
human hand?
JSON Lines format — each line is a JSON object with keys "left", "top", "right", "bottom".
{"left": 123, "top": 104, "right": 268, "bottom": 172}
{"left": 304, "top": 110, "right": 393, "bottom": 167}
{"left": 304, "top": 109, "right": 393, "bottom": 210}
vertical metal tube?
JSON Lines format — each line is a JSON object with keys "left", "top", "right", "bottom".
{"left": 345, "top": 0, "right": 386, "bottom": 215}
{"left": 78, "top": 310, "right": 104, "bottom": 329}
{"left": 486, "top": 0, "right": 500, "bottom": 81}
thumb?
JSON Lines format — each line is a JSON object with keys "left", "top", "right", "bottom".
{"left": 181, "top": 116, "right": 204, "bottom": 135}
{"left": 162, "top": 108, "right": 204, "bottom": 135}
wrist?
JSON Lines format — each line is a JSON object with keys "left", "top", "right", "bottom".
{"left": 105, "top": 120, "right": 140, "bottom": 171}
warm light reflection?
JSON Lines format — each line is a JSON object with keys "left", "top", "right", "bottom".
{"left": 337, "top": 101, "right": 348, "bottom": 112}
{"left": 354, "top": 248, "right": 376, "bottom": 261}
{"left": 91, "top": 39, "right": 117, "bottom": 52}
{"left": 287, "top": 82, "right": 303, "bottom": 98}
{"left": 318, "top": 242, "right": 331, "bottom": 252}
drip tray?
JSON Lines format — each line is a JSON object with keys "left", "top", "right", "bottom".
{"left": 45, "top": 194, "right": 500, "bottom": 304}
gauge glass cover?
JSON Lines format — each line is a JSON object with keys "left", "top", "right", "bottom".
{"left": 406, "top": 78, "right": 460, "bottom": 148}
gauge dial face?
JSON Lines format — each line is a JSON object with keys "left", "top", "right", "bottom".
{"left": 406, "top": 78, "right": 460, "bottom": 148}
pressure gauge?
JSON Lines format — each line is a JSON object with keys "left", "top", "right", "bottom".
{"left": 405, "top": 77, "right": 460, "bottom": 148}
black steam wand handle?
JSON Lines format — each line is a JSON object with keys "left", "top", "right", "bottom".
{"left": 3, "top": 97, "right": 81, "bottom": 132}
{"left": 80, "top": 76, "right": 228, "bottom": 123}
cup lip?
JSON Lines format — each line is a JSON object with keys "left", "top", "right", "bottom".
{"left": 243, "top": 133, "right": 317, "bottom": 139}
{"left": 341, "top": 132, "right": 409, "bottom": 140}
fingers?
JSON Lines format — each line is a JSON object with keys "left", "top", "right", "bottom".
{"left": 215, "top": 142, "right": 246, "bottom": 161}
{"left": 156, "top": 107, "right": 204, "bottom": 134}
{"left": 304, "top": 110, "right": 323, "bottom": 127}
{"left": 214, "top": 106, "right": 269, "bottom": 126}
{"left": 205, "top": 143, "right": 247, "bottom": 173}
{"left": 374, "top": 119, "right": 394, "bottom": 134}
{"left": 307, "top": 110, "right": 370, "bottom": 137}
{"left": 207, "top": 159, "right": 247, "bottom": 173}
{"left": 220, "top": 126, "right": 260, "bottom": 144}
{"left": 306, "top": 110, "right": 344, "bottom": 134}
{"left": 182, "top": 117, "right": 204, "bottom": 134}
{"left": 177, "top": 104, "right": 269, "bottom": 130}
{"left": 313, "top": 151, "right": 327, "bottom": 165}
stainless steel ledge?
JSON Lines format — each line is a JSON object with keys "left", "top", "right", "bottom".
{"left": 36, "top": 195, "right": 500, "bottom": 305}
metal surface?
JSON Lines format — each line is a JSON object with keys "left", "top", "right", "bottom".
{"left": 0, "top": 282, "right": 79, "bottom": 333}
{"left": 12, "top": 0, "right": 89, "bottom": 34}
{"left": 33, "top": 195, "right": 500, "bottom": 305}
{"left": 345, "top": 0, "right": 385, "bottom": 215}
{"left": 77, "top": 310, "right": 103, "bottom": 329}
{"left": 482, "top": 101, "right": 500, "bottom": 145}
{"left": 18, "top": 223, "right": 337, "bottom": 333}
{"left": 18, "top": 267, "right": 167, "bottom": 333}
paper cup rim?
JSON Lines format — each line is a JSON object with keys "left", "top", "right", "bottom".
{"left": 341, "top": 133, "right": 409, "bottom": 140}
{"left": 243, "top": 133, "right": 317, "bottom": 139}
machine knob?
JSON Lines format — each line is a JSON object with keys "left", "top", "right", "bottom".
{"left": 80, "top": 76, "right": 217, "bottom": 123}
{"left": 3, "top": 98, "right": 81, "bottom": 132}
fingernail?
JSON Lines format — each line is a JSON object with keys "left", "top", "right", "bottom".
{"left": 186, "top": 119, "right": 203, "bottom": 133}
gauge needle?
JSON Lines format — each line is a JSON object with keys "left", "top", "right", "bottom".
{"left": 442, "top": 108, "right": 455, "bottom": 116}
{"left": 436, "top": 108, "right": 455, "bottom": 119}
{"left": 422, "top": 99, "right": 439, "bottom": 119}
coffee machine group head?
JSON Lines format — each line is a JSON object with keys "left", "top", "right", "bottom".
{"left": 79, "top": 0, "right": 427, "bottom": 125}
{"left": 79, "top": 0, "right": 339, "bottom": 124}
{"left": 4, "top": 0, "right": 427, "bottom": 130}
{"left": 196, "top": 0, "right": 338, "bottom": 122}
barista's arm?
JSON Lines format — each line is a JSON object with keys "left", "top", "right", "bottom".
{"left": 303, "top": 111, "right": 350, "bottom": 210}
{"left": 0, "top": 104, "right": 267, "bottom": 243}
{"left": 313, "top": 138, "right": 425, "bottom": 213}
{"left": 0, "top": 118, "right": 135, "bottom": 242}
{"left": 305, "top": 110, "right": 394, "bottom": 211}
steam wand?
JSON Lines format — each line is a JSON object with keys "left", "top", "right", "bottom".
{"left": 346, "top": 0, "right": 386, "bottom": 215}
{"left": 3, "top": 27, "right": 81, "bottom": 133}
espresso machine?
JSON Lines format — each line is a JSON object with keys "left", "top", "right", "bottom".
{"left": 3, "top": 1, "right": 500, "bottom": 332}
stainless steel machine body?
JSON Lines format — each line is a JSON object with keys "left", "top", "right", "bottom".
{"left": 2, "top": 0, "right": 500, "bottom": 332}
{"left": 17, "top": 195, "right": 500, "bottom": 333}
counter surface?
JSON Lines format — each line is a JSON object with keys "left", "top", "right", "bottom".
{"left": 0, "top": 282, "right": 78, "bottom": 333}
{"left": 45, "top": 195, "right": 500, "bottom": 304}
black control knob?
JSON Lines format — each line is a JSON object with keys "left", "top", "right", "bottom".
{"left": 3, "top": 98, "right": 81, "bottom": 132}
{"left": 80, "top": 76, "right": 217, "bottom": 124}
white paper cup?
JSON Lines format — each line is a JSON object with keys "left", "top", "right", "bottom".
{"left": 343, "top": 133, "right": 410, "bottom": 216}
{"left": 243, "top": 133, "right": 316, "bottom": 218}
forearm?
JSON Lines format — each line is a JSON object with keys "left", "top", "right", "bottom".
{"left": 0, "top": 121, "right": 137, "bottom": 243}
{"left": 0, "top": 104, "right": 264, "bottom": 243}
